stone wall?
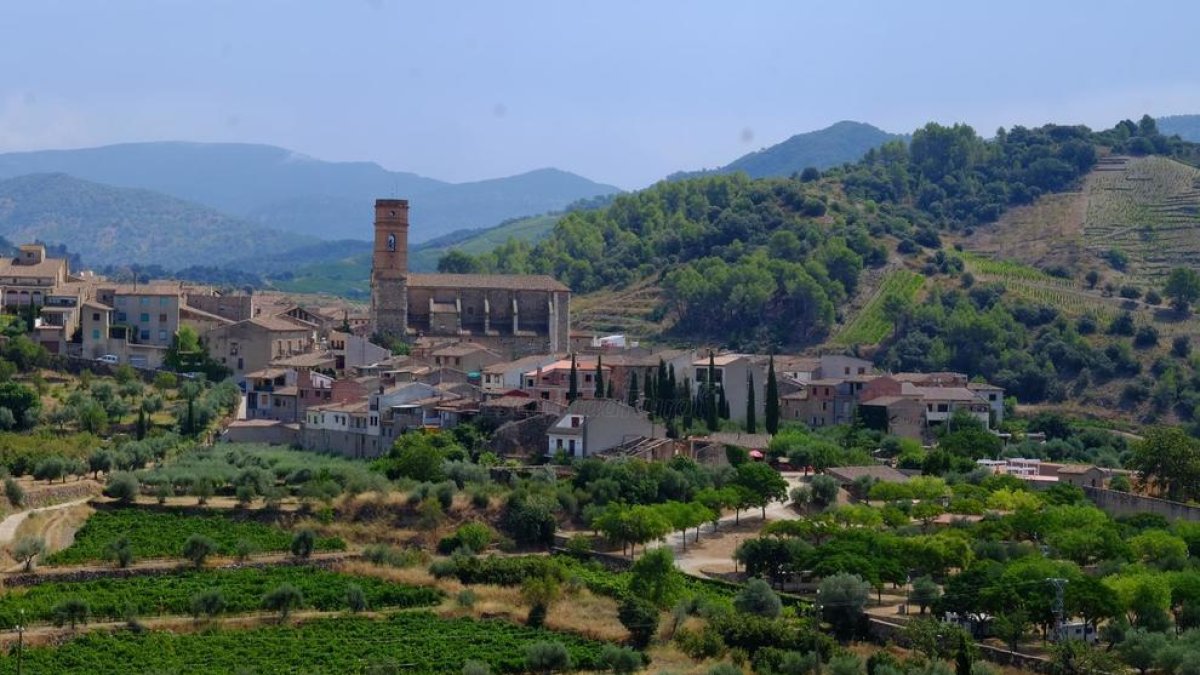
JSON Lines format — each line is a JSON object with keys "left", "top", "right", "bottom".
{"left": 489, "top": 414, "right": 557, "bottom": 460}
{"left": 1082, "top": 486, "right": 1200, "bottom": 522}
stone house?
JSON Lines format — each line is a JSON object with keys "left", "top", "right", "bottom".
{"left": 546, "top": 399, "right": 655, "bottom": 458}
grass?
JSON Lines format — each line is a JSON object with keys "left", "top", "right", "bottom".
{"left": 45, "top": 507, "right": 345, "bottom": 565}
{"left": 0, "top": 565, "right": 441, "bottom": 628}
{"left": 832, "top": 268, "right": 924, "bottom": 345}
{"left": 0, "top": 611, "right": 607, "bottom": 674}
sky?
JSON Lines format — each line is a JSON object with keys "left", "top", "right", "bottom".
{"left": 2, "top": 0, "right": 1199, "bottom": 190}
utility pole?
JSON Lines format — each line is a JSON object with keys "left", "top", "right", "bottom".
{"left": 1048, "top": 578, "right": 1068, "bottom": 643}
{"left": 16, "top": 608, "right": 24, "bottom": 675}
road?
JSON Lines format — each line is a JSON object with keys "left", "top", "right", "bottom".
{"left": 0, "top": 497, "right": 93, "bottom": 545}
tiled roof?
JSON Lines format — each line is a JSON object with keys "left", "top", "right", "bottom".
{"left": 245, "top": 315, "right": 317, "bottom": 332}
{"left": 432, "top": 342, "right": 500, "bottom": 357}
{"left": 408, "top": 273, "right": 569, "bottom": 292}
{"left": 483, "top": 353, "right": 564, "bottom": 374}
{"left": 0, "top": 257, "right": 66, "bottom": 278}
{"left": 271, "top": 351, "right": 336, "bottom": 368}
{"left": 825, "top": 465, "right": 910, "bottom": 483}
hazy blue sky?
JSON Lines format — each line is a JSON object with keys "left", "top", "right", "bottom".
{"left": 2, "top": 0, "right": 1199, "bottom": 189}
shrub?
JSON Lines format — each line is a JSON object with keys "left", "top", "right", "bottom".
{"left": 438, "top": 522, "right": 494, "bottom": 555}
{"left": 105, "top": 536, "right": 134, "bottom": 568}
{"left": 4, "top": 476, "right": 23, "bottom": 507}
{"left": 346, "top": 583, "right": 367, "bottom": 613}
{"left": 462, "top": 661, "right": 491, "bottom": 675}
{"left": 618, "top": 595, "right": 660, "bottom": 649}
{"left": 104, "top": 472, "right": 140, "bottom": 504}
{"left": 1134, "top": 325, "right": 1159, "bottom": 348}
{"left": 457, "top": 589, "right": 477, "bottom": 608}
{"left": 362, "top": 544, "right": 426, "bottom": 568}
{"left": 234, "top": 539, "right": 255, "bottom": 562}
{"left": 190, "top": 589, "right": 226, "bottom": 621}
{"left": 598, "top": 644, "right": 643, "bottom": 674}
{"left": 291, "top": 529, "right": 316, "bottom": 559}
{"left": 676, "top": 625, "right": 726, "bottom": 659}
{"left": 1174, "top": 336, "right": 1191, "bottom": 358}
{"left": 182, "top": 534, "right": 216, "bottom": 568}
{"left": 827, "top": 654, "right": 863, "bottom": 675}
{"left": 262, "top": 583, "right": 304, "bottom": 622}
{"left": 525, "top": 641, "right": 572, "bottom": 674}
{"left": 708, "top": 665, "right": 742, "bottom": 675}
{"left": 734, "top": 578, "right": 782, "bottom": 618}
{"left": 809, "top": 475, "right": 839, "bottom": 508}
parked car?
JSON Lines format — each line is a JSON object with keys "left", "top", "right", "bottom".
{"left": 96, "top": 354, "right": 120, "bottom": 365}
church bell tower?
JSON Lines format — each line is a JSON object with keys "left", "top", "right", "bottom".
{"left": 370, "top": 199, "right": 409, "bottom": 337}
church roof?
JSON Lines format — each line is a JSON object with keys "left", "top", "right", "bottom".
{"left": 408, "top": 273, "right": 569, "bottom": 293}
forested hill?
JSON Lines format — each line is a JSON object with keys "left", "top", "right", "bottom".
{"left": 1158, "top": 114, "right": 1200, "bottom": 142}
{"left": 0, "top": 142, "right": 621, "bottom": 242}
{"left": 670, "top": 121, "right": 902, "bottom": 180}
{"left": 0, "top": 173, "right": 313, "bottom": 269}
{"left": 446, "top": 115, "right": 1199, "bottom": 353}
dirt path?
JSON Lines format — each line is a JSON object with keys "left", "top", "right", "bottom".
{"left": 657, "top": 472, "right": 809, "bottom": 577}
{"left": 0, "top": 498, "right": 93, "bottom": 546}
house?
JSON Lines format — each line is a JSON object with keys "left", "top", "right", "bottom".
{"left": 524, "top": 357, "right": 611, "bottom": 405}
{"left": 546, "top": 399, "right": 655, "bottom": 458}
{"left": 603, "top": 349, "right": 696, "bottom": 407}
{"left": 481, "top": 353, "right": 563, "bottom": 397}
{"left": 0, "top": 244, "right": 69, "bottom": 308}
{"left": 691, "top": 353, "right": 762, "bottom": 425}
{"left": 243, "top": 368, "right": 300, "bottom": 423}
{"left": 204, "top": 315, "right": 318, "bottom": 379}
{"left": 328, "top": 331, "right": 391, "bottom": 371}
{"left": 430, "top": 342, "right": 504, "bottom": 376}
{"left": 1055, "top": 464, "right": 1107, "bottom": 489}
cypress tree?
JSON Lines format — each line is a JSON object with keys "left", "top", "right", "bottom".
{"left": 627, "top": 372, "right": 639, "bottom": 408}
{"left": 705, "top": 352, "right": 719, "bottom": 431}
{"left": 682, "top": 377, "right": 693, "bottom": 430}
{"left": 567, "top": 354, "right": 579, "bottom": 403}
{"left": 656, "top": 359, "right": 669, "bottom": 418}
{"left": 717, "top": 385, "right": 729, "bottom": 420}
{"left": 746, "top": 371, "right": 757, "bottom": 433}
{"left": 765, "top": 354, "right": 780, "bottom": 434}
{"left": 606, "top": 379, "right": 614, "bottom": 400}
{"left": 594, "top": 354, "right": 604, "bottom": 399}
{"left": 645, "top": 369, "right": 657, "bottom": 413}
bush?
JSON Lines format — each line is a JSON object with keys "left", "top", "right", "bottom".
{"left": 708, "top": 664, "right": 742, "bottom": 675}
{"left": 810, "top": 475, "right": 839, "bottom": 508}
{"left": 51, "top": 598, "right": 89, "bottom": 630}
{"left": 105, "top": 536, "right": 134, "bottom": 568}
{"left": 438, "top": 522, "right": 494, "bottom": 555}
{"left": 4, "top": 476, "right": 23, "bottom": 507}
{"left": 525, "top": 641, "right": 572, "bottom": 673}
{"left": 676, "top": 625, "right": 726, "bottom": 659}
{"left": 462, "top": 661, "right": 491, "bottom": 675}
{"left": 262, "top": 583, "right": 304, "bottom": 622}
{"left": 618, "top": 595, "right": 660, "bottom": 649}
{"left": 291, "top": 529, "right": 316, "bottom": 559}
{"left": 598, "top": 644, "right": 643, "bottom": 673}
{"left": 1174, "top": 336, "right": 1191, "bottom": 358}
{"left": 346, "top": 583, "right": 367, "bottom": 613}
{"left": 457, "top": 589, "right": 477, "bottom": 608}
{"left": 190, "top": 589, "right": 225, "bottom": 620}
{"left": 734, "top": 578, "right": 782, "bottom": 618}
{"left": 1134, "top": 325, "right": 1159, "bottom": 348}
{"left": 182, "top": 534, "right": 216, "bottom": 568}
{"left": 363, "top": 544, "right": 426, "bottom": 568}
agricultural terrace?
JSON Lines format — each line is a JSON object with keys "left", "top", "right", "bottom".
{"left": 1084, "top": 155, "right": 1200, "bottom": 281}
{"left": 832, "top": 268, "right": 924, "bottom": 346}
{"left": 45, "top": 508, "right": 345, "bottom": 565}
{"left": 0, "top": 612, "right": 608, "bottom": 674}
{"left": 0, "top": 566, "right": 440, "bottom": 628}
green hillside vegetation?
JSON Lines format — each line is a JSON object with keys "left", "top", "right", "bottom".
{"left": 449, "top": 116, "right": 1194, "bottom": 350}
{"left": 831, "top": 268, "right": 925, "bottom": 346}
{"left": 0, "top": 173, "right": 314, "bottom": 269}
{"left": 413, "top": 213, "right": 562, "bottom": 272}
{"left": 672, "top": 120, "right": 903, "bottom": 180}
{"left": 0, "top": 142, "right": 620, "bottom": 242}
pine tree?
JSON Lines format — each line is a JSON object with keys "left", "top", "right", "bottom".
{"left": 746, "top": 371, "right": 757, "bottom": 433}
{"left": 765, "top": 354, "right": 780, "bottom": 435}
{"left": 627, "top": 372, "right": 639, "bottom": 409}
{"left": 567, "top": 354, "right": 579, "bottom": 403}
{"left": 594, "top": 355, "right": 604, "bottom": 399}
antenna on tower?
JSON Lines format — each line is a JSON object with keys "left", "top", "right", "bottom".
{"left": 1047, "top": 578, "right": 1068, "bottom": 642}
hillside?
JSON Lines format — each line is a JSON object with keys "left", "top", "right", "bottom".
{"left": 670, "top": 121, "right": 902, "bottom": 180}
{"left": 0, "top": 173, "right": 312, "bottom": 269}
{"left": 0, "top": 142, "right": 621, "bottom": 242}
{"left": 966, "top": 154, "right": 1200, "bottom": 283}
{"left": 1158, "top": 114, "right": 1200, "bottom": 142}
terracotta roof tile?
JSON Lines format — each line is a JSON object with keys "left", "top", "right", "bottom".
{"left": 408, "top": 273, "right": 569, "bottom": 293}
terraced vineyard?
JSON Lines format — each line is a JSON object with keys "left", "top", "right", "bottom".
{"left": 831, "top": 268, "right": 924, "bottom": 345}
{"left": 1084, "top": 155, "right": 1200, "bottom": 280}
{"left": 0, "top": 612, "right": 607, "bottom": 674}
{"left": 572, "top": 276, "right": 668, "bottom": 335}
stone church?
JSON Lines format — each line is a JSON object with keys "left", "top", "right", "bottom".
{"left": 370, "top": 199, "right": 571, "bottom": 356}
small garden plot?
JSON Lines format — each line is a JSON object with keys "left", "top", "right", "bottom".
{"left": 45, "top": 508, "right": 344, "bottom": 565}
{"left": 0, "top": 612, "right": 606, "bottom": 674}
{"left": 0, "top": 565, "right": 441, "bottom": 628}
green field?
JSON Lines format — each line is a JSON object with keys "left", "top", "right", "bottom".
{"left": 832, "top": 268, "right": 924, "bottom": 345}
{"left": 0, "top": 566, "right": 441, "bottom": 628}
{"left": 0, "top": 612, "right": 606, "bottom": 674}
{"left": 46, "top": 508, "right": 345, "bottom": 565}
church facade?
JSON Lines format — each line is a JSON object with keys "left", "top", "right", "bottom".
{"left": 370, "top": 199, "right": 571, "bottom": 357}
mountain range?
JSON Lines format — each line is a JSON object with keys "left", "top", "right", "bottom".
{"left": 1158, "top": 115, "right": 1200, "bottom": 142}
{"left": 0, "top": 142, "right": 621, "bottom": 244}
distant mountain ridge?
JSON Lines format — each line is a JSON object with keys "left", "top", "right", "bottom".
{"left": 0, "top": 173, "right": 313, "bottom": 269}
{"left": 0, "top": 142, "right": 621, "bottom": 243}
{"left": 1158, "top": 115, "right": 1200, "bottom": 142}
{"left": 671, "top": 120, "right": 904, "bottom": 180}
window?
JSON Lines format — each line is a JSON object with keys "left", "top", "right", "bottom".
{"left": 568, "top": 439, "right": 576, "bottom": 454}
{"left": 570, "top": 416, "right": 581, "bottom": 428}
{"left": 116, "top": 312, "right": 127, "bottom": 322}
{"left": 159, "top": 313, "right": 167, "bottom": 323}
{"left": 140, "top": 313, "right": 149, "bottom": 323}
{"left": 937, "top": 404, "right": 948, "bottom": 413}
{"left": 92, "top": 312, "right": 100, "bottom": 321}
{"left": 140, "top": 297, "right": 149, "bottom": 306}
{"left": 158, "top": 330, "right": 167, "bottom": 342}
{"left": 116, "top": 297, "right": 126, "bottom": 306}
{"left": 140, "top": 330, "right": 150, "bottom": 341}
{"left": 91, "top": 329, "right": 100, "bottom": 340}
{"left": 160, "top": 297, "right": 169, "bottom": 306}
{"left": 556, "top": 438, "right": 563, "bottom": 450}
